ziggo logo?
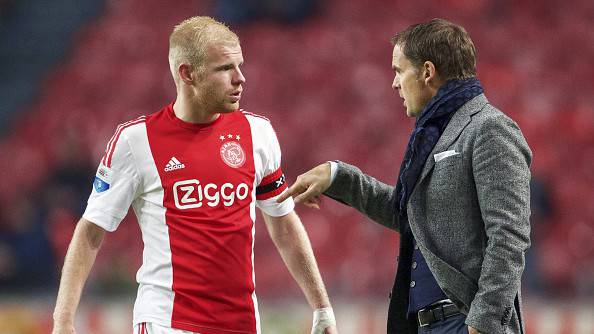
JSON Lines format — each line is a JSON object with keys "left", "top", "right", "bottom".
{"left": 173, "top": 179, "right": 250, "bottom": 209}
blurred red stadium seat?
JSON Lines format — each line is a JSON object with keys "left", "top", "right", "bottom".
{"left": 2, "top": 0, "right": 592, "bottom": 297}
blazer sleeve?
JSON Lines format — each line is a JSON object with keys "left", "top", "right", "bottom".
{"left": 466, "top": 114, "right": 532, "bottom": 334}
{"left": 324, "top": 161, "right": 399, "bottom": 231}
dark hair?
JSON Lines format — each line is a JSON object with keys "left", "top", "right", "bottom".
{"left": 391, "top": 18, "right": 477, "bottom": 80}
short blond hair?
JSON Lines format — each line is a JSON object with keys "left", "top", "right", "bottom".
{"left": 168, "top": 16, "right": 239, "bottom": 83}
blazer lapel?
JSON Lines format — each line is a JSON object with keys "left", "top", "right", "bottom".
{"left": 416, "top": 94, "right": 489, "bottom": 184}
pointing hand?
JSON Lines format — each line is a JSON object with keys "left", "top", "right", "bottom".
{"left": 277, "top": 163, "right": 332, "bottom": 209}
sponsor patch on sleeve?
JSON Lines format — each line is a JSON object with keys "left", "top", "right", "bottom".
{"left": 93, "top": 165, "right": 112, "bottom": 193}
{"left": 93, "top": 176, "right": 110, "bottom": 192}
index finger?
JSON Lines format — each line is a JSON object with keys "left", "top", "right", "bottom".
{"left": 276, "top": 183, "right": 303, "bottom": 203}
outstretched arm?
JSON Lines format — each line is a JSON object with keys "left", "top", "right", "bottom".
{"left": 262, "top": 211, "right": 337, "bottom": 334}
{"left": 53, "top": 218, "right": 106, "bottom": 334}
{"left": 277, "top": 161, "right": 399, "bottom": 231}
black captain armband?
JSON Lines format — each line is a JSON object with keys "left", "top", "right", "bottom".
{"left": 256, "top": 168, "right": 287, "bottom": 200}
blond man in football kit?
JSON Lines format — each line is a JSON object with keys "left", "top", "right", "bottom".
{"left": 52, "top": 17, "right": 337, "bottom": 334}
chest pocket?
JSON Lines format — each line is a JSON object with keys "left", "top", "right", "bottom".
{"left": 433, "top": 153, "right": 463, "bottom": 173}
{"left": 424, "top": 152, "right": 469, "bottom": 220}
{"left": 431, "top": 153, "right": 465, "bottom": 191}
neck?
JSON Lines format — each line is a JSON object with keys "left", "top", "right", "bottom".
{"left": 428, "top": 78, "right": 445, "bottom": 98}
{"left": 173, "top": 93, "right": 220, "bottom": 124}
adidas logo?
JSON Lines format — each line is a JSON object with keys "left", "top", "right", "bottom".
{"left": 164, "top": 157, "right": 185, "bottom": 172}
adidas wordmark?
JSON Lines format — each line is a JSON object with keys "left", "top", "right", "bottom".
{"left": 164, "top": 157, "right": 185, "bottom": 172}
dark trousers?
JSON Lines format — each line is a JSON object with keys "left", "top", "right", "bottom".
{"left": 417, "top": 313, "right": 468, "bottom": 334}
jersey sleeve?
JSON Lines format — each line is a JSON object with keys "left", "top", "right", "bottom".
{"left": 255, "top": 121, "right": 295, "bottom": 217}
{"left": 82, "top": 128, "right": 141, "bottom": 232}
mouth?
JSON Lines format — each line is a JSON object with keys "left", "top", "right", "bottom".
{"left": 229, "top": 91, "right": 242, "bottom": 102}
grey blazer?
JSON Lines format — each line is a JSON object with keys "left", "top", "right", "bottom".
{"left": 325, "top": 94, "right": 532, "bottom": 334}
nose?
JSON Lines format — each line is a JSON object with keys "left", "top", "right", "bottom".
{"left": 233, "top": 67, "right": 246, "bottom": 85}
{"left": 392, "top": 75, "right": 400, "bottom": 91}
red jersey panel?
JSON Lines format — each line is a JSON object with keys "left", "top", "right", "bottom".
{"left": 146, "top": 106, "right": 257, "bottom": 333}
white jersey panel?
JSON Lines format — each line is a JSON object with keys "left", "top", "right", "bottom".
{"left": 122, "top": 121, "right": 175, "bottom": 327}
{"left": 83, "top": 121, "right": 143, "bottom": 231}
{"left": 244, "top": 114, "right": 294, "bottom": 217}
{"left": 84, "top": 119, "right": 175, "bottom": 327}
{"left": 249, "top": 199, "right": 261, "bottom": 334}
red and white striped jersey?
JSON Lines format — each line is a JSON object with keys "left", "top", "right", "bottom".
{"left": 83, "top": 104, "right": 294, "bottom": 334}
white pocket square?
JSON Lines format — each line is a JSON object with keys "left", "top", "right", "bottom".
{"left": 434, "top": 150, "right": 459, "bottom": 162}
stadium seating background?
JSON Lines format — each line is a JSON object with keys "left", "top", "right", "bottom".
{"left": 0, "top": 0, "right": 593, "bottom": 332}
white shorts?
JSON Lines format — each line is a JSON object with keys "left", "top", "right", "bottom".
{"left": 133, "top": 322, "right": 200, "bottom": 334}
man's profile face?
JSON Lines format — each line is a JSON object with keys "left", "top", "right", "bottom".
{"left": 391, "top": 45, "right": 433, "bottom": 117}
{"left": 194, "top": 41, "right": 245, "bottom": 114}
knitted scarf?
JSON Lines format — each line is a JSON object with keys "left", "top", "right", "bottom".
{"left": 394, "top": 78, "right": 483, "bottom": 217}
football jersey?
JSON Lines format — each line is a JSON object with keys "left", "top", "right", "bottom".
{"left": 83, "top": 103, "right": 294, "bottom": 334}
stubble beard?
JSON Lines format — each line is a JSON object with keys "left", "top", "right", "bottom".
{"left": 196, "top": 87, "right": 236, "bottom": 114}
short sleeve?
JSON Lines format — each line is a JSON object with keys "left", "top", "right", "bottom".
{"left": 83, "top": 129, "right": 141, "bottom": 232}
{"left": 254, "top": 120, "right": 294, "bottom": 217}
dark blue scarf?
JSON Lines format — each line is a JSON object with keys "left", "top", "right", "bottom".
{"left": 394, "top": 78, "right": 483, "bottom": 217}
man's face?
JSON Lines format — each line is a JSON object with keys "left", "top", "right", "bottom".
{"left": 194, "top": 41, "right": 245, "bottom": 114}
{"left": 391, "top": 45, "right": 433, "bottom": 117}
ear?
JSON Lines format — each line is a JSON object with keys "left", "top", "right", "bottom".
{"left": 422, "top": 61, "right": 438, "bottom": 85}
{"left": 178, "top": 63, "right": 195, "bottom": 85}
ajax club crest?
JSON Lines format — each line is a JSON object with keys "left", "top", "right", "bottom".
{"left": 219, "top": 133, "right": 246, "bottom": 168}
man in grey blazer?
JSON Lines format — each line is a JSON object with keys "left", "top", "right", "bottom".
{"left": 278, "top": 19, "right": 531, "bottom": 334}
